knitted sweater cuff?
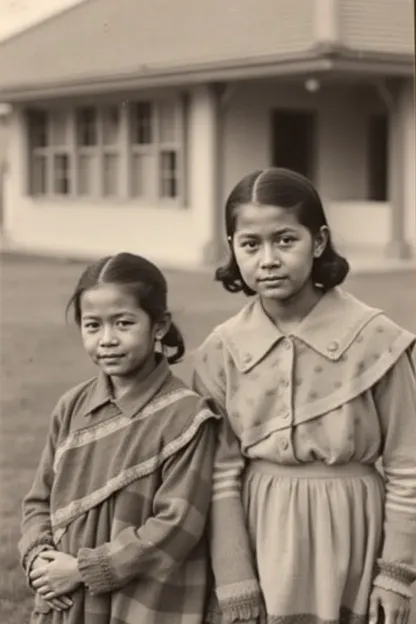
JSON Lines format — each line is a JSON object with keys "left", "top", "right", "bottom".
{"left": 206, "top": 598, "right": 265, "bottom": 624}
{"left": 372, "top": 559, "right": 416, "bottom": 599}
{"left": 77, "top": 545, "right": 115, "bottom": 594}
{"left": 209, "top": 580, "right": 265, "bottom": 623}
{"left": 219, "top": 597, "right": 265, "bottom": 623}
{"left": 23, "top": 542, "right": 55, "bottom": 578}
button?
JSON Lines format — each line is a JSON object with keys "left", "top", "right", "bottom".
{"left": 281, "top": 379, "right": 289, "bottom": 388}
{"left": 279, "top": 437, "right": 289, "bottom": 450}
{"left": 282, "top": 339, "right": 291, "bottom": 350}
{"left": 327, "top": 341, "right": 339, "bottom": 353}
{"left": 243, "top": 353, "right": 252, "bottom": 364}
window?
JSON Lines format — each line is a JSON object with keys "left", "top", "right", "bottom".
{"left": 130, "top": 99, "right": 183, "bottom": 200}
{"left": 27, "top": 108, "right": 71, "bottom": 196}
{"left": 27, "top": 97, "right": 185, "bottom": 203}
{"left": 101, "top": 105, "right": 120, "bottom": 197}
{"left": 132, "top": 102, "right": 153, "bottom": 145}
{"left": 76, "top": 107, "right": 98, "bottom": 147}
{"left": 75, "top": 106, "right": 99, "bottom": 196}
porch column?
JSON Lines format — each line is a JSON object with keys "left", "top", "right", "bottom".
{"left": 188, "top": 83, "right": 225, "bottom": 266}
{"left": 385, "top": 79, "right": 412, "bottom": 259}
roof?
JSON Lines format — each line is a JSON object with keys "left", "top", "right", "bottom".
{"left": 0, "top": 0, "right": 413, "bottom": 101}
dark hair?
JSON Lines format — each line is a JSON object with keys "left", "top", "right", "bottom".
{"left": 215, "top": 167, "right": 349, "bottom": 296}
{"left": 67, "top": 252, "right": 185, "bottom": 364}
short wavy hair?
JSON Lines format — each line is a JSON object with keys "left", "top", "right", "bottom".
{"left": 215, "top": 167, "right": 349, "bottom": 296}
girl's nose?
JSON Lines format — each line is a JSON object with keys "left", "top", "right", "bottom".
{"left": 260, "top": 243, "right": 281, "bottom": 268}
{"left": 99, "top": 326, "right": 118, "bottom": 346}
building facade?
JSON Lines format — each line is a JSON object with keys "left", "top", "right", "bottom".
{"left": 0, "top": 0, "right": 414, "bottom": 269}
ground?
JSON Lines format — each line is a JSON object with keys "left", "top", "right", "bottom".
{"left": 0, "top": 253, "right": 415, "bottom": 624}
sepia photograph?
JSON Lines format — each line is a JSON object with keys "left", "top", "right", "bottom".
{"left": 0, "top": 1, "right": 415, "bottom": 623}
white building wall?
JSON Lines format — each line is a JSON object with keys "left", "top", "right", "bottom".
{"left": 403, "top": 79, "right": 415, "bottom": 249}
{"left": 222, "top": 79, "right": 398, "bottom": 251}
{"left": 2, "top": 87, "right": 218, "bottom": 269}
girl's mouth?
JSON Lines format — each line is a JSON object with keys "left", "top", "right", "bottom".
{"left": 259, "top": 276, "right": 287, "bottom": 283}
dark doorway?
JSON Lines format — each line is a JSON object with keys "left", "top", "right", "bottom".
{"left": 368, "top": 113, "right": 388, "bottom": 201}
{"left": 271, "top": 109, "right": 315, "bottom": 180}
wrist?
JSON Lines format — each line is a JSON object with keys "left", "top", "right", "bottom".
{"left": 72, "top": 558, "right": 83, "bottom": 584}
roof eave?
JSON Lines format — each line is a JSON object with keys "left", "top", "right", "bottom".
{"left": 0, "top": 50, "right": 413, "bottom": 102}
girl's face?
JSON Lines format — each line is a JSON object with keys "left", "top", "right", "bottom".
{"left": 232, "top": 203, "right": 327, "bottom": 302}
{"left": 80, "top": 284, "right": 167, "bottom": 381}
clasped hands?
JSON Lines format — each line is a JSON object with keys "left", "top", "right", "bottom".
{"left": 29, "top": 550, "right": 82, "bottom": 612}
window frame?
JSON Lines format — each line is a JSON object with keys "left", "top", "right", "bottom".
{"left": 26, "top": 94, "right": 187, "bottom": 206}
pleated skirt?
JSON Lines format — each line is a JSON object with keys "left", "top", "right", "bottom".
{"left": 243, "top": 460, "right": 385, "bottom": 624}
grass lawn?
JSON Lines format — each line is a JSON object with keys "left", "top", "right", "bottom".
{"left": 1, "top": 253, "right": 415, "bottom": 623}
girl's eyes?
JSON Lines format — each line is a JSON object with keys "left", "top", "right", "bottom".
{"left": 117, "top": 320, "right": 134, "bottom": 328}
{"left": 82, "top": 320, "right": 135, "bottom": 330}
{"left": 279, "top": 235, "right": 296, "bottom": 246}
{"left": 239, "top": 236, "right": 296, "bottom": 250}
{"left": 240, "top": 240, "right": 259, "bottom": 250}
{"left": 83, "top": 321, "right": 99, "bottom": 330}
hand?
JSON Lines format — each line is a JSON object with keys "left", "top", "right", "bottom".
{"left": 369, "top": 587, "right": 411, "bottom": 624}
{"left": 30, "top": 551, "right": 82, "bottom": 601}
{"left": 31, "top": 552, "right": 73, "bottom": 611}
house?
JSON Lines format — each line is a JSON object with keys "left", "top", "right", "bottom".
{"left": 0, "top": 0, "right": 414, "bottom": 269}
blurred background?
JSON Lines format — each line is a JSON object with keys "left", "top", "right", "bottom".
{"left": 0, "top": 0, "right": 414, "bottom": 272}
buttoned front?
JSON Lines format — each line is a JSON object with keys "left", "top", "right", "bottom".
{"left": 192, "top": 287, "right": 416, "bottom": 620}
{"left": 194, "top": 289, "right": 415, "bottom": 467}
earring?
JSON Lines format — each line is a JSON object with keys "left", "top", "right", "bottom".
{"left": 155, "top": 333, "right": 163, "bottom": 351}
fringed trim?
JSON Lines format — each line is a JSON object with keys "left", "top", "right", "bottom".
{"left": 205, "top": 590, "right": 266, "bottom": 623}
{"left": 376, "top": 559, "right": 416, "bottom": 586}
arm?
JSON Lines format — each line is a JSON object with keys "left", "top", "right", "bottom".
{"left": 18, "top": 402, "right": 63, "bottom": 578}
{"left": 192, "top": 336, "right": 264, "bottom": 623}
{"left": 372, "top": 348, "right": 416, "bottom": 598}
{"left": 77, "top": 419, "right": 215, "bottom": 594}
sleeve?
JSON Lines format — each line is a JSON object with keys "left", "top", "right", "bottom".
{"left": 77, "top": 419, "right": 216, "bottom": 594}
{"left": 372, "top": 347, "right": 416, "bottom": 598}
{"left": 192, "top": 334, "right": 264, "bottom": 623}
{"left": 18, "top": 400, "right": 63, "bottom": 579}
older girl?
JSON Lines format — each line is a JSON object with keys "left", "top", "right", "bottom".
{"left": 193, "top": 168, "right": 416, "bottom": 624}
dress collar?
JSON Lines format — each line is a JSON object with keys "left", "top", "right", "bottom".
{"left": 81, "top": 356, "right": 172, "bottom": 418}
{"left": 216, "top": 287, "right": 383, "bottom": 372}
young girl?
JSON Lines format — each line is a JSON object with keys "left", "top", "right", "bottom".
{"left": 19, "top": 252, "right": 219, "bottom": 624}
{"left": 192, "top": 168, "right": 416, "bottom": 624}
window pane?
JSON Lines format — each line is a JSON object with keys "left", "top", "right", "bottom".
{"left": 53, "top": 154, "right": 70, "bottom": 195}
{"left": 31, "top": 154, "right": 47, "bottom": 194}
{"left": 28, "top": 110, "right": 48, "bottom": 147}
{"left": 51, "top": 110, "right": 69, "bottom": 146}
{"left": 158, "top": 101, "right": 177, "bottom": 143}
{"left": 78, "top": 154, "right": 98, "bottom": 196}
{"left": 131, "top": 153, "right": 154, "bottom": 197}
{"left": 132, "top": 102, "right": 153, "bottom": 144}
{"left": 76, "top": 106, "right": 98, "bottom": 146}
{"left": 103, "top": 154, "right": 119, "bottom": 196}
{"left": 102, "top": 106, "right": 120, "bottom": 145}
{"left": 160, "top": 150, "right": 178, "bottom": 198}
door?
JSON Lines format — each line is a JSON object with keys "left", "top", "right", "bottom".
{"left": 271, "top": 110, "right": 316, "bottom": 180}
{"left": 368, "top": 113, "right": 388, "bottom": 201}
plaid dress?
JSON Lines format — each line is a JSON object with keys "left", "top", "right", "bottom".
{"left": 19, "top": 358, "right": 219, "bottom": 624}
